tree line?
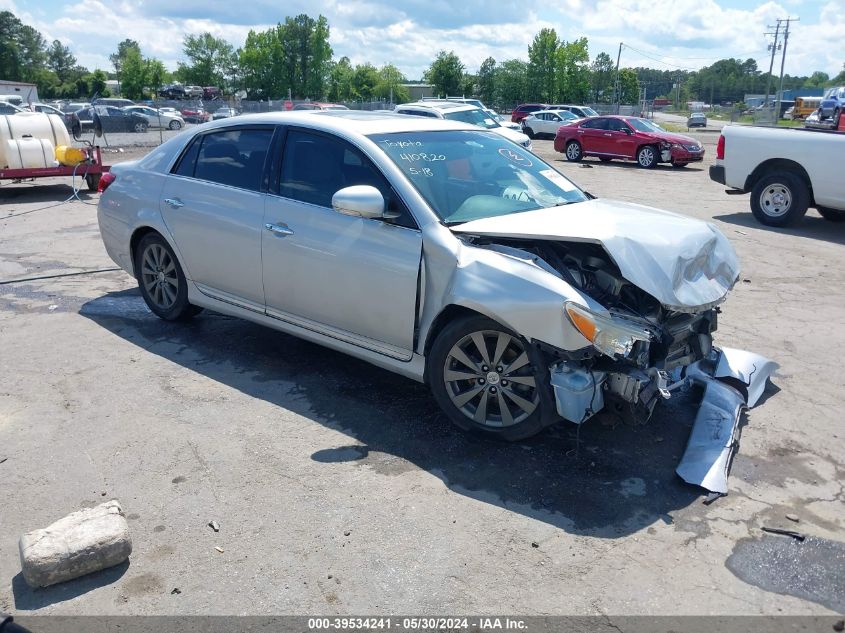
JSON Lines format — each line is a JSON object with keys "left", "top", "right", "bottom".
{"left": 2, "top": 9, "right": 844, "bottom": 108}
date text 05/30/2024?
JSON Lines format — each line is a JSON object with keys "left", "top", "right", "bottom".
{"left": 308, "top": 618, "right": 528, "bottom": 630}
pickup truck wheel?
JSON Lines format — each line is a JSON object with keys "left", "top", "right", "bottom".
{"left": 636, "top": 145, "right": 658, "bottom": 169}
{"left": 750, "top": 171, "right": 810, "bottom": 227}
{"left": 565, "top": 141, "right": 583, "bottom": 162}
{"left": 818, "top": 206, "right": 845, "bottom": 222}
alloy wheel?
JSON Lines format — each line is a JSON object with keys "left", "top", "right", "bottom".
{"left": 140, "top": 243, "right": 179, "bottom": 310}
{"left": 638, "top": 146, "right": 656, "bottom": 167}
{"left": 442, "top": 330, "right": 538, "bottom": 428}
{"left": 566, "top": 142, "right": 582, "bottom": 161}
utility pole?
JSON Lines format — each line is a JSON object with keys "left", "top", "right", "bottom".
{"left": 763, "top": 22, "right": 781, "bottom": 122}
{"left": 776, "top": 17, "right": 799, "bottom": 121}
{"left": 613, "top": 42, "right": 622, "bottom": 114}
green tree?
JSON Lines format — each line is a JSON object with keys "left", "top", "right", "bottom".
{"left": 590, "top": 52, "right": 614, "bottom": 102}
{"left": 145, "top": 59, "right": 168, "bottom": 95}
{"left": 238, "top": 28, "right": 283, "bottom": 98}
{"left": 326, "top": 56, "right": 354, "bottom": 102}
{"left": 351, "top": 63, "right": 379, "bottom": 100}
{"left": 804, "top": 71, "right": 830, "bottom": 88}
{"left": 178, "top": 32, "right": 235, "bottom": 88}
{"left": 86, "top": 69, "right": 110, "bottom": 97}
{"left": 120, "top": 47, "right": 147, "bottom": 99}
{"left": 0, "top": 11, "right": 47, "bottom": 84}
{"left": 555, "top": 37, "right": 590, "bottom": 103}
{"left": 277, "top": 14, "right": 333, "bottom": 98}
{"left": 424, "top": 51, "right": 465, "bottom": 96}
{"left": 46, "top": 40, "right": 76, "bottom": 83}
{"left": 109, "top": 39, "right": 140, "bottom": 90}
{"left": 618, "top": 68, "right": 639, "bottom": 104}
{"left": 478, "top": 56, "right": 496, "bottom": 106}
{"left": 375, "top": 64, "right": 408, "bottom": 104}
{"left": 527, "top": 28, "right": 558, "bottom": 102}
{"left": 494, "top": 59, "right": 528, "bottom": 109}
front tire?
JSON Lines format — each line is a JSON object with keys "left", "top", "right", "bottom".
{"left": 565, "top": 141, "right": 583, "bottom": 162}
{"left": 818, "top": 206, "right": 845, "bottom": 222}
{"left": 429, "top": 316, "right": 549, "bottom": 441}
{"left": 135, "top": 233, "right": 201, "bottom": 321}
{"left": 169, "top": 120, "right": 182, "bottom": 130}
{"left": 637, "top": 145, "right": 658, "bottom": 169}
{"left": 523, "top": 126, "right": 535, "bottom": 139}
{"left": 750, "top": 171, "right": 810, "bottom": 227}
{"left": 133, "top": 121, "right": 148, "bottom": 133}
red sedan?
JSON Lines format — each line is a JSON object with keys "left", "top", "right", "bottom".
{"left": 554, "top": 115, "right": 705, "bottom": 168}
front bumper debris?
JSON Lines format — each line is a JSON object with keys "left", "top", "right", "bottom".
{"left": 550, "top": 346, "right": 778, "bottom": 495}
{"left": 675, "top": 347, "right": 779, "bottom": 494}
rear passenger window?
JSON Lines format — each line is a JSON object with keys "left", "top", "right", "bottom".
{"left": 174, "top": 129, "right": 273, "bottom": 192}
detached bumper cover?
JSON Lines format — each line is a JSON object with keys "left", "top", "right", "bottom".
{"left": 709, "top": 164, "right": 726, "bottom": 185}
{"left": 675, "top": 347, "right": 779, "bottom": 494}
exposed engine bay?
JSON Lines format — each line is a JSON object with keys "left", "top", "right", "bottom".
{"left": 465, "top": 235, "right": 779, "bottom": 494}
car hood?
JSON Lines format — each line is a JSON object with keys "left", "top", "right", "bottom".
{"left": 492, "top": 126, "right": 531, "bottom": 144}
{"left": 640, "top": 131, "right": 699, "bottom": 145}
{"left": 451, "top": 198, "right": 740, "bottom": 311}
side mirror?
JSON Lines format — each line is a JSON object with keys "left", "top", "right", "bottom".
{"left": 624, "top": 127, "right": 633, "bottom": 135}
{"left": 332, "top": 185, "right": 386, "bottom": 219}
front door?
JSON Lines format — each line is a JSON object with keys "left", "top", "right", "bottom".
{"left": 262, "top": 129, "right": 422, "bottom": 358}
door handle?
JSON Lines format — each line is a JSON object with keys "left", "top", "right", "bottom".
{"left": 163, "top": 197, "right": 184, "bottom": 208}
{"left": 603, "top": 133, "right": 612, "bottom": 137}
{"left": 264, "top": 222, "right": 294, "bottom": 237}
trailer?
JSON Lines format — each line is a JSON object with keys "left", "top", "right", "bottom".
{"left": 0, "top": 145, "right": 110, "bottom": 191}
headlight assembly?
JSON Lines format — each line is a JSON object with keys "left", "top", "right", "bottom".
{"left": 564, "top": 302, "right": 653, "bottom": 358}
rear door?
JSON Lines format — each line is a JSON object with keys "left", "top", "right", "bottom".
{"left": 158, "top": 126, "right": 276, "bottom": 310}
{"left": 261, "top": 128, "right": 422, "bottom": 358}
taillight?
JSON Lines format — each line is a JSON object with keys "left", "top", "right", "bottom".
{"left": 716, "top": 134, "right": 725, "bottom": 160}
{"left": 98, "top": 171, "right": 116, "bottom": 193}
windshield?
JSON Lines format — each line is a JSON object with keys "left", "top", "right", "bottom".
{"left": 626, "top": 118, "right": 667, "bottom": 133}
{"left": 443, "top": 108, "right": 500, "bottom": 129}
{"left": 370, "top": 130, "right": 588, "bottom": 224}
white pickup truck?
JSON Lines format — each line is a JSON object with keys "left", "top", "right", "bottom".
{"left": 709, "top": 125, "right": 845, "bottom": 226}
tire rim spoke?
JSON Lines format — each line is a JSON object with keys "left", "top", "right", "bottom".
{"left": 503, "top": 351, "right": 529, "bottom": 375}
{"left": 473, "top": 390, "right": 490, "bottom": 424}
{"left": 470, "top": 332, "right": 491, "bottom": 365}
{"left": 496, "top": 391, "right": 514, "bottom": 426}
{"left": 449, "top": 346, "right": 481, "bottom": 373}
{"left": 444, "top": 368, "right": 481, "bottom": 382}
{"left": 502, "top": 387, "right": 535, "bottom": 414}
{"left": 505, "top": 374, "right": 536, "bottom": 387}
{"left": 452, "top": 384, "right": 484, "bottom": 408}
{"left": 492, "top": 333, "right": 510, "bottom": 366}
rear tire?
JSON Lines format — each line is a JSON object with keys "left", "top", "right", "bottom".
{"left": 750, "top": 171, "right": 810, "bottom": 227}
{"left": 428, "top": 315, "right": 551, "bottom": 441}
{"left": 133, "top": 121, "right": 148, "bottom": 133}
{"left": 135, "top": 233, "right": 202, "bottom": 321}
{"left": 565, "top": 141, "right": 583, "bottom": 162}
{"left": 818, "top": 206, "right": 845, "bottom": 222}
{"left": 169, "top": 120, "right": 182, "bottom": 130}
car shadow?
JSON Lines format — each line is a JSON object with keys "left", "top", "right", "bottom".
{"left": 555, "top": 158, "right": 704, "bottom": 172}
{"left": 11, "top": 562, "right": 129, "bottom": 610}
{"left": 713, "top": 211, "right": 845, "bottom": 246}
{"left": 79, "top": 289, "right": 708, "bottom": 539}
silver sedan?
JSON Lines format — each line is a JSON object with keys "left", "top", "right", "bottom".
{"left": 122, "top": 105, "right": 185, "bottom": 130}
{"left": 97, "top": 112, "right": 776, "bottom": 494}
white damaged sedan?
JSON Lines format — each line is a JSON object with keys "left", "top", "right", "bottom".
{"left": 97, "top": 111, "right": 777, "bottom": 494}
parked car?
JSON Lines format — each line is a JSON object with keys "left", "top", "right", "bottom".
{"left": 212, "top": 107, "right": 239, "bottom": 120}
{"left": 394, "top": 101, "right": 532, "bottom": 149}
{"left": 122, "top": 105, "right": 185, "bottom": 130}
{"left": 179, "top": 105, "right": 209, "bottom": 124}
{"left": 710, "top": 125, "right": 845, "bottom": 226}
{"left": 521, "top": 109, "right": 580, "bottom": 139}
{"left": 61, "top": 102, "right": 91, "bottom": 113}
{"left": 545, "top": 104, "right": 600, "bottom": 118}
{"left": 97, "top": 111, "right": 773, "bottom": 496}
{"left": 25, "top": 102, "right": 80, "bottom": 130}
{"left": 292, "top": 102, "right": 350, "bottom": 111}
{"left": 687, "top": 112, "right": 707, "bottom": 128}
{"left": 159, "top": 85, "right": 187, "bottom": 100}
{"left": 510, "top": 103, "right": 547, "bottom": 123}
{"left": 818, "top": 86, "right": 845, "bottom": 125}
{"left": 203, "top": 86, "right": 221, "bottom": 100}
{"left": 0, "top": 101, "right": 25, "bottom": 115}
{"left": 184, "top": 86, "right": 204, "bottom": 99}
{"left": 555, "top": 115, "right": 704, "bottom": 168}
{"left": 92, "top": 97, "right": 136, "bottom": 109}
{"left": 74, "top": 106, "right": 149, "bottom": 133}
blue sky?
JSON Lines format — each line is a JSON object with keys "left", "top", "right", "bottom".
{"left": 4, "top": 0, "right": 840, "bottom": 80}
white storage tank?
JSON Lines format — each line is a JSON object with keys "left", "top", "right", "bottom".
{"left": 0, "top": 112, "right": 70, "bottom": 168}
{"left": 3, "top": 138, "right": 57, "bottom": 169}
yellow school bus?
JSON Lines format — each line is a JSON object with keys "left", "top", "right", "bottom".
{"left": 793, "top": 96, "right": 822, "bottom": 119}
